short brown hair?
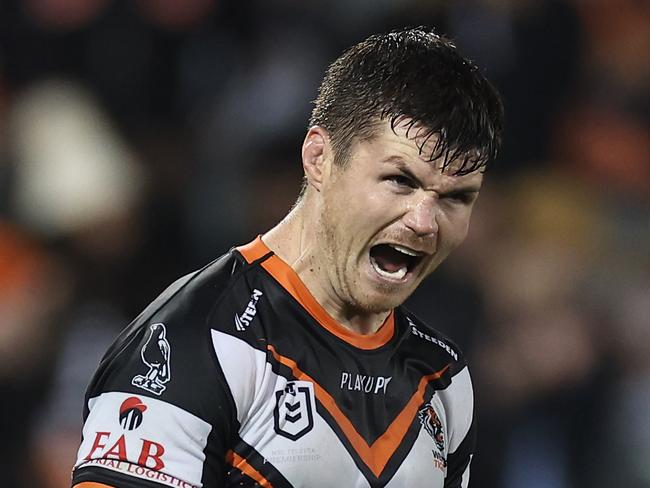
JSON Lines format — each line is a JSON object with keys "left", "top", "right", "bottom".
{"left": 309, "top": 28, "right": 504, "bottom": 175}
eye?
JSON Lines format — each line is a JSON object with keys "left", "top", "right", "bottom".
{"left": 442, "top": 191, "right": 475, "bottom": 204}
{"left": 386, "top": 174, "right": 417, "bottom": 189}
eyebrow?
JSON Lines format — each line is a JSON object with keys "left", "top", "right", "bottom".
{"left": 382, "top": 156, "right": 482, "bottom": 194}
{"left": 383, "top": 156, "right": 420, "bottom": 182}
{"left": 440, "top": 185, "right": 482, "bottom": 195}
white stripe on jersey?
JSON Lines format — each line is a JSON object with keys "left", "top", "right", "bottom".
{"left": 75, "top": 392, "right": 211, "bottom": 487}
{"left": 438, "top": 366, "right": 474, "bottom": 454}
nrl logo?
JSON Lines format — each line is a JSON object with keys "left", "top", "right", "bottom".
{"left": 132, "top": 323, "right": 171, "bottom": 396}
{"left": 273, "top": 381, "right": 315, "bottom": 441}
{"left": 418, "top": 403, "right": 445, "bottom": 453}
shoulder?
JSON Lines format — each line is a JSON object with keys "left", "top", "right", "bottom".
{"left": 108, "top": 249, "right": 250, "bottom": 354}
{"left": 143, "top": 249, "right": 248, "bottom": 327}
{"left": 85, "top": 249, "right": 256, "bottom": 416}
{"left": 73, "top": 250, "right": 257, "bottom": 486}
{"left": 397, "top": 308, "right": 466, "bottom": 368}
{"left": 397, "top": 308, "right": 475, "bottom": 452}
{"left": 397, "top": 306, "right": 472, "bottom": 398}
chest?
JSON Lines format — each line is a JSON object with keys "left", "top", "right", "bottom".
{"left": 225, "top": 363, "right": 450, "bottom": 488}
{"left": 215, "top": 285, "right": 455, "bottom": 487}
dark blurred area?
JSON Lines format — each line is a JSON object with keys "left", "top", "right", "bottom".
{"left": 0, "top": 1, "right": 648, "bottom": 487}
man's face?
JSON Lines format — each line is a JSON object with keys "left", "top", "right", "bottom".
{"left": 315, "top": 120, "right": 484, "bottom": 314}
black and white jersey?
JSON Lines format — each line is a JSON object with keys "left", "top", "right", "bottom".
{"left": 72, "top": 237, "right": 475, "bottom": 488}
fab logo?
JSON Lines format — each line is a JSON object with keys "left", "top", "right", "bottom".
{"left": 83, "top": 432, "right": 166, "bottom": 471}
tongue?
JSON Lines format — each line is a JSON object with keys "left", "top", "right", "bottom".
{"left": 371, "top": 245, "right": 409, "bottom": 273}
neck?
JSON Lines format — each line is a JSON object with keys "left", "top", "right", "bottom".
{"left": 263, "top": 198, "right": 390, "bottom": 335}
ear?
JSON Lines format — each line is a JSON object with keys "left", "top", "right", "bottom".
{"left": 301, "top": 126, "right": 332, "bottom": 193}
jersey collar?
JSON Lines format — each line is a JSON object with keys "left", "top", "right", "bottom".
{"left": 236, "top": 236, "right": 395, "bottom": 350}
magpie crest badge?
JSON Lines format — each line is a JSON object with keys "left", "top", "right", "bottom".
{"left": 132, "top": 322, "right": 171, "bottom": 396}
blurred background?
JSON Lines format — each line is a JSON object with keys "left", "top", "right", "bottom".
{"left": 0, "top": 0, "right": 648, "bottom": 487}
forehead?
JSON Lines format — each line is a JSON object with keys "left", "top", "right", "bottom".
{"left": 354, "top": 119, "right": 484, "bottom": 187}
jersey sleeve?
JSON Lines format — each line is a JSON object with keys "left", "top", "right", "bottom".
{"left": 442, "top": 366, "right": 476, "bottom": 488}
{"left": 71, "top": 264, "right": 240, "bottom": 488}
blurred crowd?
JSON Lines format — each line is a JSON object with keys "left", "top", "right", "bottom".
{"left": 0, "top": 1, "right": 648, "bottom": 487}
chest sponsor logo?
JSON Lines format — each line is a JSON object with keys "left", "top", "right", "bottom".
{"left": 274, "top": 381, "right": 315, "bottom": 441}
{"left": 132, "top": 323, "right": 171, "bottom": 396}
{"left": 340, "top": 372, "right": 392, "bottom": 394}
{"left": 235, "top": 289, "right": 263, "bottom": 331}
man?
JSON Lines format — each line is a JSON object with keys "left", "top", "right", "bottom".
{"left": 71, "top": 28, "right": 503, "bottom": 488}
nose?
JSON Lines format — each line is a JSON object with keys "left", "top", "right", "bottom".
{"left": 402, "top": 195, "right": 438, "bottom": 237}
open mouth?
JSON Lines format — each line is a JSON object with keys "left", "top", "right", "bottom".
{"left": 369, "top": 243, "right": 425, "bottom": 281}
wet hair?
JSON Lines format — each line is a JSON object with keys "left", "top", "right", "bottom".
{"left": 309, "top": 27, "right": 504, "bottom": 175}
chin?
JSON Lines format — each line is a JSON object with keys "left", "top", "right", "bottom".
{"left": 354, "top": 288, "right": 409, "bottom": 314}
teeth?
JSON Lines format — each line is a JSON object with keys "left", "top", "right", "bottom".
{"left": 388, "top": 244, "right": 420, "bottom": 257}
{"left": 371, "top": 258, "right": 407, "bottom": 280}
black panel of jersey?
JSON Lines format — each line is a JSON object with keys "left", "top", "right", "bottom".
{"left": 72, "top": 237, "right": 475, "bottom": 488}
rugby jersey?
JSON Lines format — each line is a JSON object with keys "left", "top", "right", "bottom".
{"left": 72, "top": 237, "right": 475, "bottom": 488}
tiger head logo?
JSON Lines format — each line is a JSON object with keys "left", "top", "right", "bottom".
{"left": 418, "top": 404, "right": 445, "bottom": 452}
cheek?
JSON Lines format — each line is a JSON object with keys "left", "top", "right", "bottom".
{"left": 362, "top": 192, "right": 406, "bottom": 234}
{"left": 440, "top": 212, "right": 472, "bottom": 246}
{"left": 455, "top": 217, "right": 472, "bottom": 242}
{"left": 343, "top": 193, "right": 385, "bottom": 236}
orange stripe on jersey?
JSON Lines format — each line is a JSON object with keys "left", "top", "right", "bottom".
{"left": 226, "top": 450, "right": 274, "bottom": 487}
{"left": 267, "top": 344, "right": 450, "bottom": 478}
{"left": 237, "top": 236, "right": 395, "bottom": 350}
{"left": 73, "top": 483, "right": 116, "bottom": 488}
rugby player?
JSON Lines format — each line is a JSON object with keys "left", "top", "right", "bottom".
{"left": 72, "top": 27, "right": 503, "bottom": 488}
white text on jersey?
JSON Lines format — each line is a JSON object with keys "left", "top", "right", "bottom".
{"left": 408, "top": 318, "right": 458, "bottom": 361}
{"left": 235, "top": 289, "right": 263, "bottom": 331}
{"left": 340, "top": 372, "right": 392, "bottom": 394}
